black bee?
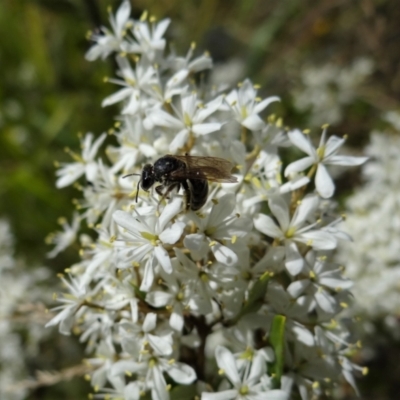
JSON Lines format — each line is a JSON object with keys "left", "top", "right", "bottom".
{"left": 124, "top": 154, "right": 237, "bottom": 211}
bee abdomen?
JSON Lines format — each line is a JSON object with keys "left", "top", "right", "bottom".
{"left": 188, "top": 179, "right": 208, "bottom": 211}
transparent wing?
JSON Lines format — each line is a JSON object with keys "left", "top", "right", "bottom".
{"left": 169, "top": 155, "right": 237, "bottom": 183}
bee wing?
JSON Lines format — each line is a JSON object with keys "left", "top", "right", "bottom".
{"left": 170, "top": 155, "right": 235, "bottom": 172}
{"left": 168, "top": 155, "right": 237, "bottom": 183}
{"left": 170, "top": 166, "right": 238, "bottom": 183}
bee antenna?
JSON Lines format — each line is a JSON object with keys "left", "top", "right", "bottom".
{"left": 122, "top": 173, "right": 141, "bottom": 178}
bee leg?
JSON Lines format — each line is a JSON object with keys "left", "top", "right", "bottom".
{"left": 155, "top": 184, "right": 179, "bottom": 211}
{"left": 181, "top": 180, "right": 191, "bottom": 211}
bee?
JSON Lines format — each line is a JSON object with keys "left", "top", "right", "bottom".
{"left": 124, "top": 154, "right": 237, "bottom": 211}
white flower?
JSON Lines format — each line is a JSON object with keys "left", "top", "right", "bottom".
{"left": 225, "top": 79, "right": 279, "bottom": 131}
{"left": 127, "top": 17, "right": 171, "bottom": 62}
{"left": 111, "top": 352, "right": 196, "bottom": 400}
{"left": 202, "top": 346, "right": 288, "bottom": 400}
{"left": 286, "top": 251, "right": 353, "bottom": 319}
{"left": 169, "top": 43, "right": 213, "bottom": 76}
{"left": 284, "top": 128, "right": 367, "bottom": 198}
{"left": 56, "top": 132, "right": 106, "bottom": 188}
{"left": 119, "top": 313, "right": 173, "bottom": 359}
{"left": 102, "top": 55, "right": 157, "bottom": 114}
{"left": 145, "top": 272, "right": 187, "bottom": 332}
{"left": 254, "top": 195, "right": 336, "bottom": 275}
{"left": 184, "top": 194, "right": 251, "bottom": 268}
{"left": 85, "top": 0, "right": 132, "bottom": 61}
{"left": 46, "top": 213, "right": 80, "bottom": 258}
{"left": 144, "top": 93, "right": 223, "bottom": 152}
{"left": 113, "top": 197, "right": 185, "bottom": 291}
{"left": 45, "top": 275, "right": 97, "bottom": 335}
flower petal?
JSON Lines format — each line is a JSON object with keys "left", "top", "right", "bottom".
{"left": 325, "top": 155, "right": 368, "bottom": 166}
{"left": 288, "top": 129, "right": 316, "bottom": 158}
{"left": 269, "top": 197, "right": 290, "bottom": 231}
{"left": 166, "top": 361, "right": 197, "bottom": 384}
{"left": 154, "top": 245, "right": 172, "bottom": 274}
{"left": 254, "top": 214, "right": 283, "bottom": 239}
{"left": 284, "top": 156, "right": 314, "bottom": 177}
{"left": 315, "top": 163, "right": 335, "bottom": 198}
{"left": 215, "top": 346, "right": 240, "bottom": 385}
{"left": 242, "top": 114, "right": 265, "bottom": 131}
{"left": 212, "top": 243, "right": 238, "bottom": 267}
{"left": 159, "top": 221, "right": 185, "bottom": 244}
{"left": 297, "top": 230, "right": 337, "bottom": 250}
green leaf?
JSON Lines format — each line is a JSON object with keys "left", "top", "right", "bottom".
{"left": 232, "top": 271, "right": 271, "bottom": 323}
{"left": 269, "top": 314, "right": 286, "bottom": 388}
{"left": 170, "top": 384, "right": 197, "bottom": 400}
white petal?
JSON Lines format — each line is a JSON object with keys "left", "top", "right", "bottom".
{"left": 148, "top": 333, "right": 173, "bottom": 356}
{"left": 122, "top": 94, "right": 140, "bottom": 115}
{"left": 140, "top": 257, "right": 155, "bottom": 292}
{"left": 284, "top": 156, "right": 314, "bottom": 177}
{"left": 167, "top": 361, "right": 197, "bottom": 384}
{"left": 263, "top": 390, "right": 290, "bottom": 400}
{"left": 315, "top": 290, "right": 336, "bottom": 314}
{"left": 212, "top": 243, "right": 238, "bottom": 267}
{"left": 285, "top": 242, "right": 304, "bottom": 276}
{"left": 154, "top": 245, "right": 172, "bottom": 273}
{"left": 56, "top": 164, "right": 85, "bottom": 188}
{"left": 192, "top": 122, "right": 222, "bottom": 135}
{"left": 254, "top": 214, "right": 283, "bottom": 239}
{"left": 113, "top": 210, "right": 139, "bottom": 233}
{"left": 287, "top": 279, "right": 310, "bottom": 298}
{"left": 291, "top": 322, "right": 315, "bottom": 346}
{"left": 315, "top": 163, "right": 335, "bottom": 198}
{"left": 247, "top": 353, "right": 266, "bottom": 382}
{"left": 110, "top": 360, "right": 143, "bottom": 376}
{"left": 253, "top": 96, "right": 280, "bottom": 114}
{"left": 208, "top": 193, "right": 235, "bottom": 226}
{"left": 143, "top": 312, "right": 157, "bottom": 332}
{"left": 151, "top": 108, "right": 183, "bottom": 129}
{"left": 288, "top": 129, "right": 316, "bottom": 157}
{"left": 151, "top": 366, "right": 169, "bottom": 400}
{"left": 102, "top": 87, "right": 132, "bottom": 107}
{"left": 170, "top": 309, "right": 184, "bottom": 331}
{"left": 290, "top": 194, "right": 319, "bottom": 229}
{"left": 115, "top": 0, "right": 131, "bottom": 32}
{"left": 146, "top": 291, "right": 171, "bottom": 307}
{"left": 184, "top": 233, "right": 205, "bottom": 251}
{"left": 319, "top": 276, "right": 353, "bottom": 290}
{"left": 195, "top": 96, "right": 223, "bottom": 120}
{"left": 242, "top": 114, "right": 265, "bottom": 131}
{"left": 85, "top": 161, "right": 98, "bottom": 182}
{"left": 215, "top": 346, "right": 240, "bottom": 385}
{"left": 157, "top": 197, "right": 183, "bottom": 232}
{"left": 269, "top": 197, "right": 290, "bottom": 231}
{"left": 159, "top": 221, "right": 185, "bottom": 244}
{"left": 154, "top": 18, "right": 171, "bottom": 40}
{"left": 323, "top": 135, "right": 344, "bottom": 157}
{"left": 202, "top": 391, "right": 238, "bottom": 400}
{"left": 298, "top": 230, "right": 337, "bottom": 250}
{"left": 169, "top": 129, "right": 189, "bottom": 152}
{"left": 325, "top": 155, "right": 368, "bottom": 166}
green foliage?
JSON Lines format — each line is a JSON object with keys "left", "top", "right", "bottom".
{"left": 269, "top": 314, "right": 286, "bottom": 388}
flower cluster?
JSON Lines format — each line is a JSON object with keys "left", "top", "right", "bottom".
{"left": 47, "top": 2, "right": 368, "bottom": 399}
{"left": 338, "top": 120, "right": 400, "bottom": 325}
{"left": 0, "top": 220, "right": 51, "bottom": 400}
{"left": 292, "top": 58, "right": 374, "bottom": 126}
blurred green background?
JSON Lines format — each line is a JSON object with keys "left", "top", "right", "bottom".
{"left": 1, "top": 0, "right": 399, "bottom": 398}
